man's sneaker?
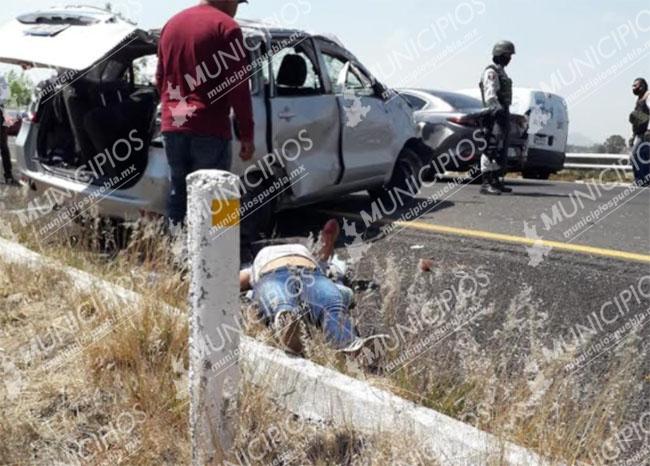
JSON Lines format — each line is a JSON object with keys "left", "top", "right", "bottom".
{"left": 492, "top": 173, "right": 512, "bottom": 194}
{"left": 480, "top": 183, "right": 501, "bottom": 195}
{"left": 273, "top": 310, "right": 304, "bottom": 355}
{"left": 480, "top": 173, "right": 502, "bottom": 196}
{"left": 3, "top": 177, "right": 18, "bottom": 186}
{"left": 495, "top": 178, "right": 513, "bottom": 193}
{"left": 339, "top": 334, "right": 390, "bottom": 367}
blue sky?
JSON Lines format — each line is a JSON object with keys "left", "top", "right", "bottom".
{"left": 2, "top": 0, "right": 650, "bottom": 143}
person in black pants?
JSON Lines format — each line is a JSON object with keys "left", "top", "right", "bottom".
{"left": 629, "top": 78, "right": 650, "bottom": 186}
{"left": 0, "top": 106, "right": 16, "bottom": 185}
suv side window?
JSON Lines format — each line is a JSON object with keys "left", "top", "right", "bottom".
{"left": 402, "top": 93, "right": 427, "bottom": 110}
{"left": 132, "top": 55, "right": 157, "bottom": 86}
{"left": 320, "top": 50, "right": 373, "bottom": 97}
{"left": 271, "top": 38, "right": 323, "bottom": 96}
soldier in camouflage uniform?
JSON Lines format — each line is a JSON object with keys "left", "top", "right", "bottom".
{"left": 479, "top": 40, "right": 516, "bottom": 195}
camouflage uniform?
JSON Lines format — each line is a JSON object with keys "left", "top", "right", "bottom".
{"left": 480, "top": 64, "right": 512, "bottom": 174}
{"left": 479, "top": 40, "right": 515, "bottom": 195}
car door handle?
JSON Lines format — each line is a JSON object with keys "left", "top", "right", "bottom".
{"left": 278, "top": 111, "right": 296, "bottom": 121}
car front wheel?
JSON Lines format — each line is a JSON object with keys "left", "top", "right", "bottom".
{"left": 522, "top": 169, "right": 551, "bottom": 180}
{"left": 368, "top": 147, "right": 424, "bottom": 204}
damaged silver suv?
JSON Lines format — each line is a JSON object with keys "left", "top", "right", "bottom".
{"left": 0, "top": 6, "right": 431, "bottom": 221}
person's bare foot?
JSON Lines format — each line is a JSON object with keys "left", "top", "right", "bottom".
{"left": 318, "top": 219, "right": 340, "bottom": 261}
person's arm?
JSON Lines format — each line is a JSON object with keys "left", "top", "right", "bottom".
{"left": 224, "top": 27, "right": 255, "bottom": 161}
{"left": 482, "top": 68, "right": 501, "bottom": 111}
{"left": 240, "top": 268, "right": 252, "bottom": 291}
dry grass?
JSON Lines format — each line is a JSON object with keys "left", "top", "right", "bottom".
{"left": 240, "top": 251, "right": 645, "bottom": 464}
{"left": 1, "top": 193, "right": 188, "bottom": 309}
{"left": 344, "top": 256, "right": 645, "bottom": 465}
{"left": 0, "top": 201, "right": 645, "bottom": 465}
{"left": 0, "top": 225, "right": 437, "bottom": 465}
{"left": 232, "top": 383, "right": 439, "bottom": 466}
{"left": 0, "top": 260, "right": 190, "bottom": 465}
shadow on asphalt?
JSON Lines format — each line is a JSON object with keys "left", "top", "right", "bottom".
{"left": 503, "top": 179, "right": 555, "bottom": 187}
{"left": 437, "top": 175, "right": 556, "bottom": 188}
{"left": 510, "top": 191, "right": 571, "bottom": 199}
{"left": 274, "top": 193, "right": 455, "bottom": 248}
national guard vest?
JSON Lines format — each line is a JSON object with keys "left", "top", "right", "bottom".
{"left": 479, "top": 64, "right": 513, "bottom": 108}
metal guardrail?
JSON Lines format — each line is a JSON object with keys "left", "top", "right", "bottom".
{"left": 564, "top": 153, "right": 632, "bottom": 171}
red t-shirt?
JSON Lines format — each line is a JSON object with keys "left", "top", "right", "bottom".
{"left": 156, "top": 5, "right": 254, "bottom": 141}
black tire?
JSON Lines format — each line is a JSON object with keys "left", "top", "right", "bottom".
{"left": 523, "top": 169, "right": 551, "bottom": 180}
{"left": 368, "top": 147, "right": 424, "bottom": 204}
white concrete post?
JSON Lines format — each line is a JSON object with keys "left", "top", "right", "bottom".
{"left": 187, "top": 170, "right": 241, "bottom": 466}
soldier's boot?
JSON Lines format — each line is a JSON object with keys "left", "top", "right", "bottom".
{"left": 480, "top": 172, "right": 501, "bottom": 195}
{"left": 495, "top": 175, "right": 513, "bottom": 193}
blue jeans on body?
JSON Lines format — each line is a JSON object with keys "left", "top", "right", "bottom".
{"left": 254, "top": 266, "right": 357, "bottom": 349}
{"left": 163, "top": 132, "right": 232, "bottom": 224}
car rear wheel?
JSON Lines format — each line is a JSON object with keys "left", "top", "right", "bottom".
{"left": 523, "top": 169, "right": 551, "bottom": 180}
{"left": 368, "top": 147, "right": 424, "bottom": 204}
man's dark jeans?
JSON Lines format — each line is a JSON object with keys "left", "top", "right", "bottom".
{"left": 163, "top": 132, "right": 232, "bottom": 225}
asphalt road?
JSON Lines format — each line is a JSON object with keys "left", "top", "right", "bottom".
{"left": 274, "top": 179, "right": 650, "bottom": 461}
{"left": 3, "top": 139, "right": 650, "bottom": 460}
{"left": 298, "top": 177, "right": 650, "bottom": 257}
{"left": 420, "top": 177, "right": 650, "bottom": 254}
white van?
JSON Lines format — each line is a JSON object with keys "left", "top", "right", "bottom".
{"left": 511, "top": 89, "right": 569, "bottom": 179}
{"left": 457, "top": 87, "right": 569, "bottom": 179}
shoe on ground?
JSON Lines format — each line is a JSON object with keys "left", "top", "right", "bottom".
{"left": 496, "top": 181, "right": 513, "bottom": 193}
{"left": 273, "top": 310, "right": 304, "bottom": 355}
{"left": 339, "top": 334, "right": 390, "bottom": 365}
{"left": 3, "top": 177, "right": 18, "bottom": 186}
{"left": 480, "top": 183, "right": 502, "bottom": 195}
{"left": 480, "top": 172, "right": 502, "bottom": 195}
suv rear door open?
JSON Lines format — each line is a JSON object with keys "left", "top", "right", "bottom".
{"left": 0, "top": 7, "right": 138, "bottom": 70}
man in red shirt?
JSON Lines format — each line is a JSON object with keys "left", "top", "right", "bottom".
{"left": 157, "top": 0, "right": 255, "bottom": 225}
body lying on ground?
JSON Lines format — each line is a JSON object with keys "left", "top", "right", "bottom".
{"left": 239, "top": 219, "right": 385, "bottom": 357}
